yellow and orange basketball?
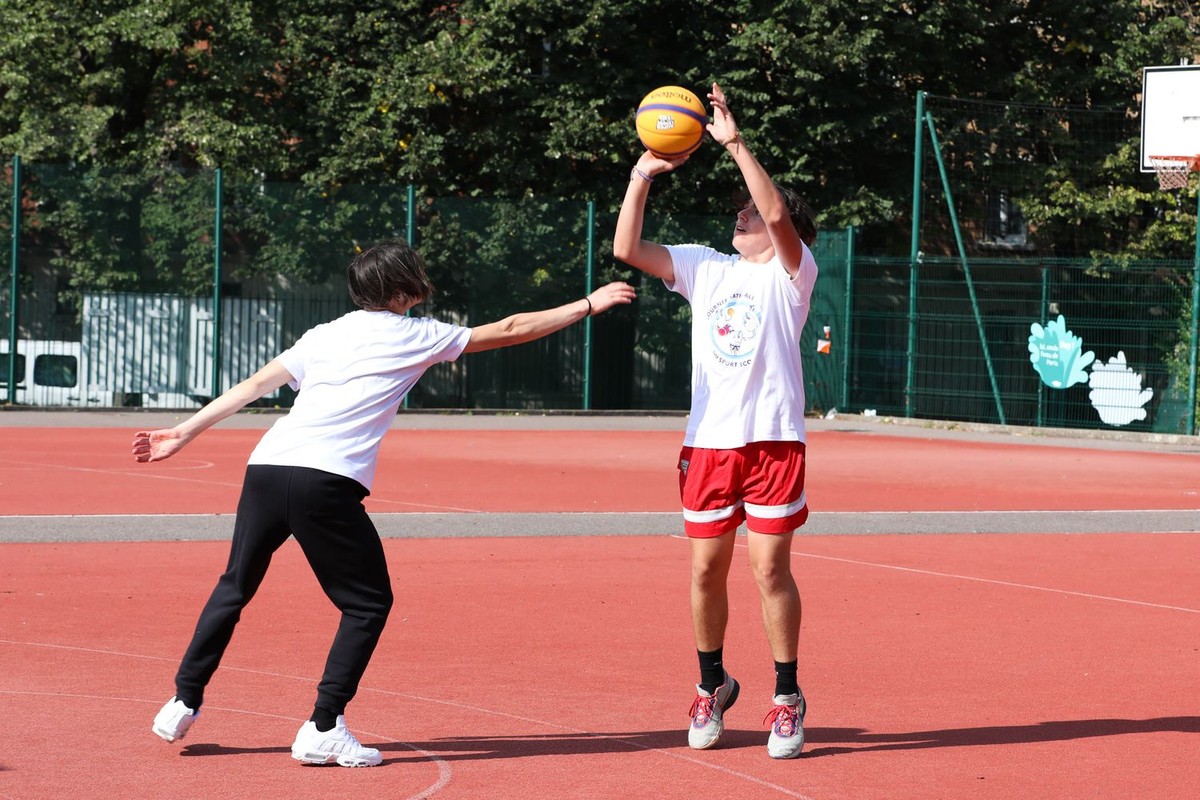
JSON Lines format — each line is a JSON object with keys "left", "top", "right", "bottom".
{"left": 635, "top": 86, "right": 707, "bottom": 158}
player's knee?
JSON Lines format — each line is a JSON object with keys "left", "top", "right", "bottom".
{"left": 691, "top": 560, "right": 727, "bottom": 591}
{"left": 751, "top": 559, "right": 794, "bottom": 593}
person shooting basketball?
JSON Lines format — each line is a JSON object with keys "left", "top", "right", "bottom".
{"left": 613, "top": 82, "right": 818, "bottom": 759}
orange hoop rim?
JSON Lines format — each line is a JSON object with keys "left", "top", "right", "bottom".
{"left": 1148, "top": 154, "right": 1200, "bottom": 171}
{"left": 1148, "top": 155, "right": 1199, "bottom": 190}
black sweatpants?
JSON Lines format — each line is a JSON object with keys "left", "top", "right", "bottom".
{"left": 173, "top": 465, "right": 394, "bottom": 715}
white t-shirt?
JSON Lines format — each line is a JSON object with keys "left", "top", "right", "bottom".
{"left": 665, "top": 243, "right": 818, "bottom": 449}
{"left": 248, "top": 309, "right": 471, "bottom": 491}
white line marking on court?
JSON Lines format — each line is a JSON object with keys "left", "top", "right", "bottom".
{"left": 790, "top": 550, "right": 1200, "bottom": 613}
{"left": 366, "top": 497, "right": 489, "bottom": 512}
{"left": 0, "top": 640, "right": 812, "bottom": 799}
{"left": 678, "top": 535, "right": 1200, "bottom": 613}
{"left": 706, "top": 535, "right": 1200, "bottom": 614}
{"left": 0, "top": 455, "right": 219, "bottom": 474}
{"left": 0, "top": 688, "right": 452, "bottom": 799}
{"left": 356, "top": 686, "right": 816, "bottom": 800}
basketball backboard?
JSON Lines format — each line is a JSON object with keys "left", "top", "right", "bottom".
{"left": 1139, "top": 64, "right": 1200, "bottom": 172}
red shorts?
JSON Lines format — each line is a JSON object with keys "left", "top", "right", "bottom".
{"left": 677, "top": 441, "right": 809, "bottom": 538}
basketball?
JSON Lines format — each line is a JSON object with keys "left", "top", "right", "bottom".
{"left": 635, "top": 86, "right": 707, "bottom": 158}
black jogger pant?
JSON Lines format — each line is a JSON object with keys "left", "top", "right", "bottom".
{"left": 173, "top": 465, "right": 394, "bottom": 715}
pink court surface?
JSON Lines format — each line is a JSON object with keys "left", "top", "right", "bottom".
{"left": 1, "top": 410, "right": 1198, "bottom": 800}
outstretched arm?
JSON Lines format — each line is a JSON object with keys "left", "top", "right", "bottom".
{"left": 707, "top": 83, "right": 805, "bottom": 277}
{"left": 131, "top": 359, "right": 295, "bottom": 463}
{"left": 463, "top": 280, "right": 636, "bottom": 353}
{"left": 613, "top": 152, "right": 691, "bottom": 282}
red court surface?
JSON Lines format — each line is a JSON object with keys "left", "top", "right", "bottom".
{"left": 1, "top": 422, "right": 1199, "bottom": 515}
{"left": 2, "top": 414, "right": 1199, "bottom": 799}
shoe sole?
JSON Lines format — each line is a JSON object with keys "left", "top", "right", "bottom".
{"left": 152, "top": 726, "right": 180, "bottom": 743}
{"left": 768, "top": 747, "right": 804, "bottom": 759}
{"left": 688, "top": 678, "right": 741, "bottom": 750}
{"left": 292, "top": 750, "right": 380, "bottom": 768}
{"left": 768, "top": 730, "right": 805, "bottom": 759}
{"left": 152, "top": 720, "right": 194, "bottom": 743}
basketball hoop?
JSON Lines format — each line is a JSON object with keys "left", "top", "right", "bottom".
{"left": 1148, "top": 155, "right": 1199, "bottom": 190}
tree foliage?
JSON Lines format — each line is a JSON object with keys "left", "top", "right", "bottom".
{"left": 1, "top": 0, "right": 1197, "bottom": 293}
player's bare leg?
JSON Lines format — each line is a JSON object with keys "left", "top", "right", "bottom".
{"left": 690, "top": 532, "right": 737, "bottom": 650}
{"left": 746, "top": 530, "right": 800, "bottom": 659}
{"left": 686, "top": 531, "right": 740, "bottom": 749}
{"left": 747, "top": 529, "right": 806, "bottom": 758}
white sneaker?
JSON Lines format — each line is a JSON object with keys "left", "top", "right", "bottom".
{"left": 152, "top": 697, "right": 198, "bottom": 742}
{"left": 687, "top": 673, "right": 740, "bottom": 749}
{"left": 291, "top": 716, "right": 382, "bottom": 767}
{"left": 764, "top": 692, "right": 806, "bottom": 759}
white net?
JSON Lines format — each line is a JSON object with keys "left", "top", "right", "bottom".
{"left": 1149, "top": 156, "right": 1195, "bottom": 190}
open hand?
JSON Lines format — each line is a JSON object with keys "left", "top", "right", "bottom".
{"left": 131, "top": 428, "right": 189, "bottom": 463}
{"left": 586, "top": 282, "right": 638, "bottom": 315}
{"left": 706, "top": 82, "right": 737, "bottom": 145}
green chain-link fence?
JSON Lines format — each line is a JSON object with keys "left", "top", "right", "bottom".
{"left": 3, "top": 157, "right": 1195, "bottom": 433}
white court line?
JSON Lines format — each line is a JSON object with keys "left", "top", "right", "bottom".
{"left": 0, "top": 455, "right": 220, "bottom": 474}
{"left": 714, "top": 536, "right": 1200, "bottom": 614}
{"left": 792, "top": 550, "right": 1200, "bottom": 614}
{"left": 366, "top": 497, "right": 488, "bottom": 513}
{"left": 0, "top": 640, "right": 813, "bottom": 800}
{"left": 0, "top": 687, "right": 452, "bottom": 800}
{"left": 667, "top": 532, "right": 1200, "bottom": 614}
{"left": 355, "top": 685, "right": 816, "bottom": 800}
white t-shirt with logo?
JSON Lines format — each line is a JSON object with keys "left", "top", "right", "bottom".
{"left": 248, "top": 309, "right": 471, "bottom": 491}
{"left": 664, "top": 243, "right": 818, "bottom": 449}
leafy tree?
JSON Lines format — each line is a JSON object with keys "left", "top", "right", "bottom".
{"left": 1, "top": 0, "right": 1197, "bottom": 290}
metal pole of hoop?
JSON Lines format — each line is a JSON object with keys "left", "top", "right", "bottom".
{"left": 1189, "top": 159, "right": 1200, "bottom": 435}
{"left": 1149, "top": 154, "right": 1200, "bottom": 435}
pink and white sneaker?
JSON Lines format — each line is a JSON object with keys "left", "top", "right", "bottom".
{"left": 764, "top": 692, "right": 806, "bottom": 758}
{"left": 688, "top": 672, "right": 740, "bottom": 749}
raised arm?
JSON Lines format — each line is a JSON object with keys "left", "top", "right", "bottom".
{"left": 707, "top": 83, "right": 805, "bottom": 277}
{"left": 613, "top": 154, "right": 691, "bottom": 282}
{"left": 463, "top": 281, "right": 636, "bottom": 353}
{"left": 131, "top": 359, "right": 295, "bottom": 463}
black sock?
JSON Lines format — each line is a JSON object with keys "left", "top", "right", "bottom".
{"left": 698, "top": 647, "right": 725, "bottom": 693}
{"left": 773, "top": 659, "right": 799, "bottom": 698}
{"left": 311, "top": 706, "right": 339, "bottom": 732}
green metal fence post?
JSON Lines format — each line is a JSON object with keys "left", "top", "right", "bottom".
{"left": 1188, "top": 187, "right": 1200, "bottom": 435}
{"left": 924, "top": 111, "right": 1007, "bottom": 425}
{"left": 906, "top": 92, "right": 925, "bottom": 418}
{"left": 840, "top": 225, "right": 855, "bottom": 410}
{"left": 211, "top": 168, "right": 224, "bottom": 399}
{"left": 6, "top": 155, "right": 19, "bottom": 399}
{"left": 403, "top": 184, "right": 416, "bottom": 410}
{"left": 1037, "top": 264, "right": 1049, "bottom": 427}
{"left": 583, "top": 200, "right": 595, "bottom": 410}
{"left": 405, "top": 184, "right": 416, "bottom": 245}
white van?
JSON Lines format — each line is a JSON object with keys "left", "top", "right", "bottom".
{"left": 0, "top": 339, "right": 114, "bottom": 407}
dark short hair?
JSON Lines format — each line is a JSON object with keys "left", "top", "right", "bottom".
{"left": 346, "top": 239, "right": 435, "bottom": 310}
{"left": 734, "top": 186, "right": 818, "bottom": 247}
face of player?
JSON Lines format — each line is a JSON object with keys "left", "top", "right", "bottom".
{"left": 732, "top": 201, "right": 771, "bottom": 260}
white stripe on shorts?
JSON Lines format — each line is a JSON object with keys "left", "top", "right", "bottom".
{"left": 744, "top": 490, "right": 807, "bottom": 520}
{"left": 682, "top": 500, "right": 744, "bottom": 524}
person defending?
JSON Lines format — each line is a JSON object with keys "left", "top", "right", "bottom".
{"left": 134, "top": 240, "right": 635, "bottom": 767}
{"left": 613, "top": 83, "right": 818, "bottom": 759}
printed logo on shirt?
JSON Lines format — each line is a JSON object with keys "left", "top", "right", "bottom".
{"left": 707, "top": 295, "right": 761, "bottom": 365}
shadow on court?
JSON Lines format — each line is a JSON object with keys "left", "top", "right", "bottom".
{"left": 173, "top": 716, "right": 1200, "bottom": 763}
{"left": 803, "top": 716, "right": 1200, "bottom": 757}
